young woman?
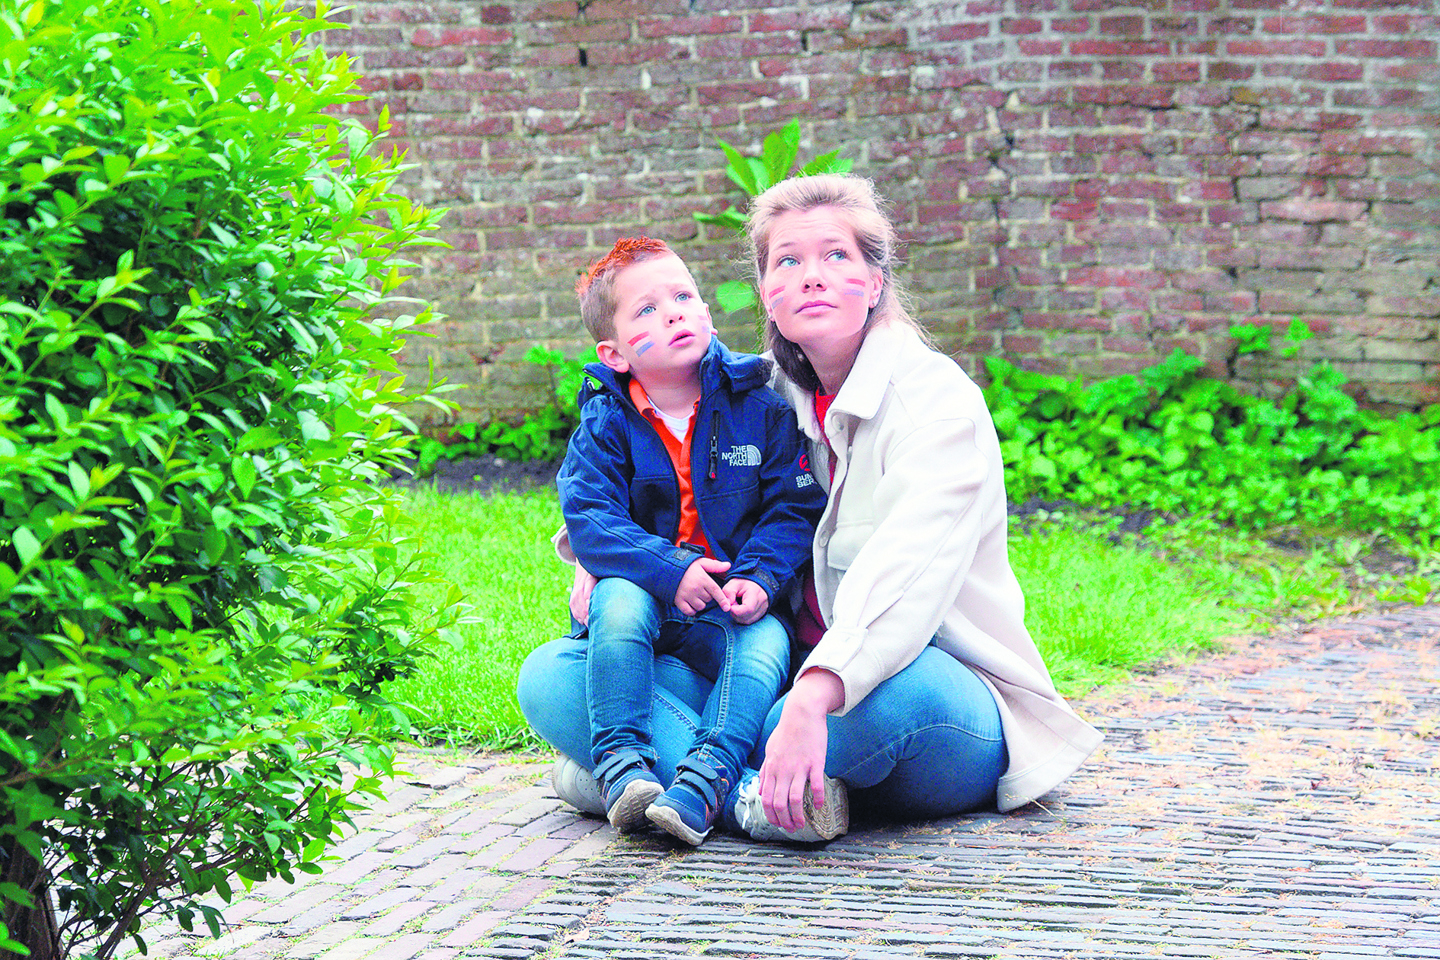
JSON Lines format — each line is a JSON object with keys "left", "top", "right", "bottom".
{"left": 743, "top": 173, "right": 1100, "bottom": 832}
{"left": 517, "top": 174, "right": 1101, "bottom": 838}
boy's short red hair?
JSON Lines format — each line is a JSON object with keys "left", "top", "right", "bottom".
{"left": 576, "top": 236, "right": 682, "bottom": 342}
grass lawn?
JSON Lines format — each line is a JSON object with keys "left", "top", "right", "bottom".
{"left": 385, "top": 487, "right": 1266, "bottom": 750}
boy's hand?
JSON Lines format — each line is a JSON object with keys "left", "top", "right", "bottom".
{"left": 722, "top": 577, "right": 769, "bottom": 624}
{"left": 569, "top": 562, "right": 599, "bottom": 625}
{"left": 674, "top": 558, "right": 731, "bottom": 615}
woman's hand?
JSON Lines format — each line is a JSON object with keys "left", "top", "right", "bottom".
{"left": 758, "top": 668, "right": 845, "bottom": 832}
{"left": 569, "top": 563, "right": 599, "bottom": 624}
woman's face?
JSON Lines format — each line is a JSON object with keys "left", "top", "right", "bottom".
{"left": 762, "top": 206, "right": 883, "bottom": 367}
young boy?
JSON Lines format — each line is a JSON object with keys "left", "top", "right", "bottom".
{"left": 558, "top": 236, "right": 826, "bottom": 845}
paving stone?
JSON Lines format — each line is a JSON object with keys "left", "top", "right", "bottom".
{"left": 341, "top": 886, "right": 416, "bottom": 920}
{"left": 361, "top": 898, "right": 438, "bottom": 937}
{"left": 439, "top": 910, "right": 511, "bottom": 947}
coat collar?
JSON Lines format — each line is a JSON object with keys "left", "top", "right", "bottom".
{"left": 829, "top": 320, "right": 910, "bottom": 422}
{"left": 772, "top": 321, "right": 914, "bottom": 441}
{"left": 581, "top": 336, "right": 768, "bottom": 406}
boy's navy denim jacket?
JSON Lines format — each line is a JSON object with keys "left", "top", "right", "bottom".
{"left": 558, "top": 338, "right": 825, "bottom": 616}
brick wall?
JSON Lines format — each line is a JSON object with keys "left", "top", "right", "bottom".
{"left": 321, "top": 0, "right": 1440, "bottom": 426}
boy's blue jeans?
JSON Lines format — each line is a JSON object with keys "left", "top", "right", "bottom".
{"left": 520, "top": 626, "right": 1008, "bottom": 820}
{"left": 585, "top": 577, "right": 789, "bottom": 785}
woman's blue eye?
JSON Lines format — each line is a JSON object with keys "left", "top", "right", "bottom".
{"left": 777, "top": 255, "right": 797, "bottom": 268}
{"left": 827, "top": 250, "right": 847, "bottom": 261}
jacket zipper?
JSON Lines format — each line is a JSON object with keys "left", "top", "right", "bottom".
{"left": 708, "top": 410, "right": 719, "bottom": 480}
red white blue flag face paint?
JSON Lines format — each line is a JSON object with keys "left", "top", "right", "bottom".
{"left": 628, "top": 331, "right": 655, "bottom": 355}
{"left": 766, "top": 285, "right": 784, "bottom": 312}
{"left": 842, "top": 278, "right": 867, "bottom": 297}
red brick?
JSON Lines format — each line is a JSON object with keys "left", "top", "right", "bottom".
{"left": 1207, "top": 61, "right": 1255, "bottom": 80}
{"left": 1336, "top": 38, "right": 1437, "bottom": 58}
{"left": 1070, "top": 266, "right": 1168, "bottom": 290}
{"left": 530, "top": 21, "right": 629, "bottom": 43}
{"left": 637, "top": 14, "right": 742, "bottom": 37}
{"left": 1225, "top": 38, "right": 1327, "bottom": 56}
{"left": 1153, "top": 60, "right": 1203, "bottom": 82}
{"left": 1071, "top": 39, "right": 1174, "bottom": 56}
{"left": 1319, "top": 132, "right": 1425, "bottom": 154}
{"left": 586, "top": 0, "right": 681, "bottom": 20}
{"left": 697, "top": 33, "right": 801, "bottom": 57}
{"left": 1001, "top": 16, "right": 1045, "bottom": 33}
{"left": 411, "top": 26, "right": 512, "bottom": 47}
{"left": 1205, "top": 203, "right": 1259, "bottom": 226}
{"left": 1098, "top": 15, "right": 1146, "bottom": 33}
{"left": 1261, "top": 14, "right": 1368, "bottom": 33}
{"left": 750, "top": 9, "right": 850, "bottom": 32}
{"left": 361, "top": 3, "right": 466, "bottom": 25}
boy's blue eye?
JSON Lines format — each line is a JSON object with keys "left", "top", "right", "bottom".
{"left": 677, "top": 292, "right": 691, "bottom": 301}
{"left": 639, "top": 304, "right": 654, "bottom": 316}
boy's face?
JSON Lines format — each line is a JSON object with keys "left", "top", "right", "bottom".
{"left": 597, "top": 254, "right": 713, "bottom": 386}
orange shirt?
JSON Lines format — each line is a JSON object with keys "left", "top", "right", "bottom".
{"left": 628, "top": 378, "right": 712, "bottom": 558}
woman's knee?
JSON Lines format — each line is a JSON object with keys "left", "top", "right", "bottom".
{"left": 822, "top": 648, "right": 1007, "bottom": 816}
{"left": 515, "top": 636, "right": 588, "bottom": 732}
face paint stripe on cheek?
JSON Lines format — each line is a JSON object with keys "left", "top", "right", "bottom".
{"left": 628, "top": 332, "right": 654, "bottom": 355}
{"left": 842, "top": 278, "right": 867, "bottom": 297}
{"left": 765, "top": 285, "right": 785, "bottom": 311}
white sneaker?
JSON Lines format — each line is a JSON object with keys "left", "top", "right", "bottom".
{"left": 731, "top": 772, "right": 849, "bottom": 843}
{"left": 549, "top": 755, "right": 606, "bottom": 817}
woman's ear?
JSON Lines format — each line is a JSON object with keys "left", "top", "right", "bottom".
{"left": 869, "top": 268, "right": 884, "bottom": 309}
{"left": 595, "top": 341, "right": 629, "bottom": 374}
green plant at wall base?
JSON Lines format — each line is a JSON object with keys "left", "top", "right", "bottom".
{"left": 0, "top": 1, "right": 462, "bottom": 957}
{"left": 695, "top": 119, "right": 854, "bottom": 315}
{"left": 984, "top": 340, "right": 1440, "bottom": 548}
{"left": 414, "top": 346, "right": 588, "bottom": 473}
{"left": 1229, "top": 317, "right": 1314, "bottom": 359}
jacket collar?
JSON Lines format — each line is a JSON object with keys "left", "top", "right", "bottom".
{"left": 772, "top": 321, "right": 913, "bottom": 440}
{"left": 829, "top": 320, "right": 909, "bottom": 422}
{"left": 580, "top": 336, "right": 768, "bottom": 406}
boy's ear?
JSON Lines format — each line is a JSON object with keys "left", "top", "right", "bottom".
{"left": 595, "top": 340, "right": 630, "bottom": 374}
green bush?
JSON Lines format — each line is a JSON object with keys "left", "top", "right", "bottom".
{"left": 0, "top": 1, "right": 460, "bottom": 957}
{"left": 984, "top": 337, "right": 1440, "bottom": 546}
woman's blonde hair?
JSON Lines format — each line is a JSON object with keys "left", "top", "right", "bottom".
{"left": 745, "top": 173, "right": 929, "bottom": 391}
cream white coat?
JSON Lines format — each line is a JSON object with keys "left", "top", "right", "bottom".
{"left": 772, "top": 321, "right": 1103, "bottom": 812}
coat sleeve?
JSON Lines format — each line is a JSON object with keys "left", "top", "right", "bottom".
{"left": 724, "top": 399, "right": 826, "bottom": 600}
{"left": 557, "top": 400, "right": 697, "bottom": 604}
{"left": 800, "top": 411, "right": 997, "bottom": 715}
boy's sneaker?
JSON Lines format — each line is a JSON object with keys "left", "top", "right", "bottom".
{"left": 730, "top": 771, "right": 848, "bottom": 843}
{"left": 593, "top": 750, "right": 663, "bottom": 833}
{"left": 645, "top": 757, "right": 733, "bottom": 846}
{"left": 549, "top": 755, "right": 605, "bottom": 818}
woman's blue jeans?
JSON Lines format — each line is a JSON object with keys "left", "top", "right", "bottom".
{"left": 584, "top": 577, "right": 790, "bottom": 784}
{"left": 518, "top": 628, "right": 1009, "bottom": 820}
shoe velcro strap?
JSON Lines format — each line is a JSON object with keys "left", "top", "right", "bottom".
{"left": 593, "top": 750, "right": 648, "bottom": 787}
{"left": 671, "top": 757, "right": 723, "bottom": 807}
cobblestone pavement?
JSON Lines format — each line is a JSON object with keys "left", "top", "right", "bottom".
{"left": 127, "top": 606, "right": 1439, "bottom": 960}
